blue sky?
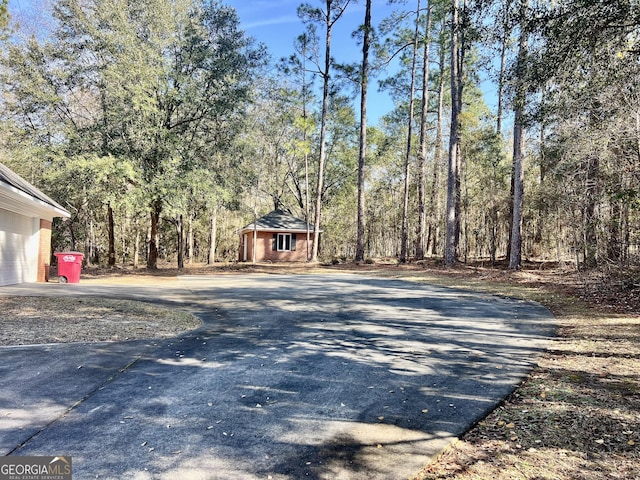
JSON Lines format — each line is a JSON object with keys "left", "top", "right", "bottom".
{"left": 224, "top": 0, "right": 498, "bottom": 125}
{"left": 223, "top": 0, "right": 395, "bottom": 61}
{"left": 223, "top": 0, "right": 399, "bottom": 123}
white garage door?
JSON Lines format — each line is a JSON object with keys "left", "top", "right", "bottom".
{"left": 0, "top": 208, "right": 39, "bottom": 286}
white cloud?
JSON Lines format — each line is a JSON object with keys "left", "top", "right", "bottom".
{"left": 242, "top": 14, "right": 301, "bottom": 30}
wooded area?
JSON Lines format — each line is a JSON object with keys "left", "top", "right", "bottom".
{"left": 1, "top": 0, "right": 639, "bottom": 271}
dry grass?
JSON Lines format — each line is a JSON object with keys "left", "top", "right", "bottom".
{"left": 0, "top": 296, "right": 201, "bottom": 345}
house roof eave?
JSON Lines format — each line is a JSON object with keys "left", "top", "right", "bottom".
{"left": 238, "top": 227, "right": 322, "bottom": 235}
{"left": 0, "top": 181, "right": 71, "bottom": 219}
{"left": 0, "top": 162, "right": 70, "bottom": 219}
{"left": 238, "top": 209, "right": 320, "bottom": 235}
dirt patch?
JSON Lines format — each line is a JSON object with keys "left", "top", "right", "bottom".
{"left": 0, "top": 296, "right": 201, "bottom": 346}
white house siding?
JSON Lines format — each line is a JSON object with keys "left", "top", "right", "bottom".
{"left": 0, "top": 208, "right": 39, "bottom": 286}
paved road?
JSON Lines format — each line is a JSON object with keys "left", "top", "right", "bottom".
{"left": 0, "top": 274, "right": 554, "bottom": 479}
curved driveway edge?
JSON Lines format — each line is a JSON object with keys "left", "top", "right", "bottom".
{"left": 0, "top": 273, "right": 555, "bottom": 479}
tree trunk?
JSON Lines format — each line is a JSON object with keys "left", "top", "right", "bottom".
{"left": 305, "top": 151, "right": 311, "bottom": 261}
{"left": 147, "top": 200, "right": 162, "bottom": 269}
{"left": 187, "top": 215, "right": 194, "bottom": 265}
{"left": 506, "top": 158, "right": 515, "bottom": 262}
{"left": 427, "top": 23, "right": 446, "bottom": 256}
{"left": 415, "top": 3, "right": 432, "bottom": 261}
{"left": 400, "top": 0, "right": 422, "bottom": 263}
{"left": 534, "top": 111, "right": 547, "bottom": 249}
{"left": 310, "top": 32, "right": 330, "bottom": 261}
{"left": 490, "top": 205, "right": 498, "bottom": 264}
{"left": 607, "top": 199, "right": 621, "bottom": 262}
{"left": 208, "top": 209, "right": 217, "bottom": 264}
{"left": 86, "top": 217, "right": 98, "bottom": 266}
{"left": 496, "top": 1, "right": 510, "bottom": 136}
{"left": 623, "top": 202, "right": 630, "bottom": 264}
{"left": 508, "top": 126, "right": 525, "bottom": 269}
{"left": 252, "top": 209, "right": 258, "bottom": 263}
{"left": 445, "top": 0, "right": 462, "bottom": 265}
{"left": 508, "top": 0, "right": 528, "bottom": 270}
{"left": 312, "top": 1, "right": 344, "bottom": 262}
{"left": 68, "top": 219, "right": 77, "bottom": 252}
{"left": 176, "top": 214, "right": 184, "bottom": 269}
{"left": 636, "top": 110, "right": 640, "bottom": 165}
{"left": 355, "top": 0, "right": 371, "bottom": 263}
{"left": 107, "top": 202, "right": 116, "bottom": 267}
{"left": 583, "top": 155, "right": 599, "bottom": 268}
{"left": 120, "top": 220, "right": 126, "bottom": 266}
{"left": 399, "top": 149, "right": 412, "bottom": 261}
{"left": 496, "top": 2, "right": 509, "bottom": 264}
{"left": 297, "top": 35, "right": 312, "bottom": 262}
{"left": 133, "top": 217, "right": 140, "bottom": 269}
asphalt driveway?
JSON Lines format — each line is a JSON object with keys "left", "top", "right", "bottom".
{"left": 0, "top": 274, "right": 555, "bottom": 479}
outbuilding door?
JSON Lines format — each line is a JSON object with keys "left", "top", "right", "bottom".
{"left": 0, "top": 208, "right": 39, "bottom": 286}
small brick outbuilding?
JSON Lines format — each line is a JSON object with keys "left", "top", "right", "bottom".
{"left": 238, "top": 210, "right": 319, "bottom": 262}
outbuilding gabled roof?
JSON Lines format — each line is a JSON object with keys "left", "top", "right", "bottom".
{"left": 0, "top": 162, "right": 70, "bottom": 218}
{"left": 240, "top": 209, "right": 318, "bottom": 233}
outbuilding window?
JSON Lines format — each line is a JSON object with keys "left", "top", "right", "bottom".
{"left": 272, "top": 233, "right": 297, "bottom": 251}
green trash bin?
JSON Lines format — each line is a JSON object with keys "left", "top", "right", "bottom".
{"left": 54, "top": 252, "right": 84, "bottom": 283}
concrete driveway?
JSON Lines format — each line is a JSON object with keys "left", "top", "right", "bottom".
{"left": 0, "top": 273, "right": 555, "bottom": 479}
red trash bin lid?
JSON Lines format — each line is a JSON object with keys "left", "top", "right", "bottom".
{"left": 54, "top": 252, "right": 84, "bottom": 262}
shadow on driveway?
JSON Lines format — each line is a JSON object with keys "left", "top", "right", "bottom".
{"left": 0, "top": 274, "right": 555, "bottom": 479}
